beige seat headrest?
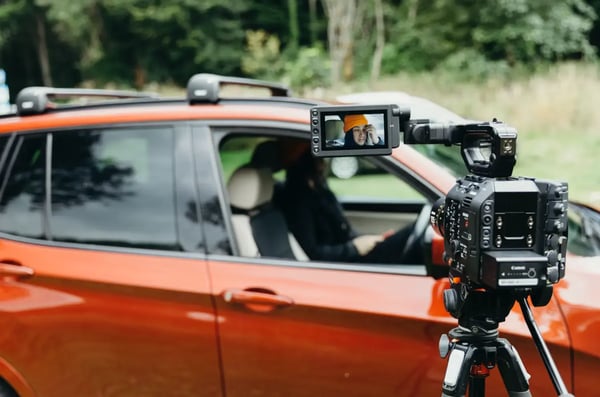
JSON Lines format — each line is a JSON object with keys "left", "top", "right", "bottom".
{"left": 227, "top": 166, "right": 274, "bottom": 210}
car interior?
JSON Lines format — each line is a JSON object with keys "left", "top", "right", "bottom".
{"left": 227, "top": 163, "right": 308, "bottom": 260}
{"left": 219, "top": 133, "right": 433, "bottom": 267}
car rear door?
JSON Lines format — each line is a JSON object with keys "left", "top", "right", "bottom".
{"left": 0, "top": 124, "right": 221, "bottom": 396}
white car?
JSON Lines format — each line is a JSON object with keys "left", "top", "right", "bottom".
{"left": 337, "top": 91, "right": 468, "bottom": 123}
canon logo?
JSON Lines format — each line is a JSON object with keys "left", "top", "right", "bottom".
{"left": 511, "top": 265, "right": 526, "bottom": 271}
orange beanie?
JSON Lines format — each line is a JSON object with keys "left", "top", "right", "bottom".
{"left": 343, "top": 114, "right": 368, "bottom": 132}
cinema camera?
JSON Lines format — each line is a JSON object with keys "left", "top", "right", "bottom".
{"left": 310, "top": 104, "right": 573, "bottom": 396}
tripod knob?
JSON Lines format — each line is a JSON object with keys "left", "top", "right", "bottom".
{"left": 443, "top": 288, "right": 459, "bottom": 314}
{"left": 439, "top": 334, "right": 452, "bottom": 358}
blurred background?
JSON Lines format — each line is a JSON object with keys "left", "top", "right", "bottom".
{"left": 0, "top": 0, "right": 598, "bottom": 203}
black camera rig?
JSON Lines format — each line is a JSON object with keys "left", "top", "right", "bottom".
{"left": 310, "top": 104, "right": 573, "bottom": 396}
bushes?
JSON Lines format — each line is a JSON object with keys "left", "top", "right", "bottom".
{"left": 242, "top": 30, "right": 330, "bottom": 93}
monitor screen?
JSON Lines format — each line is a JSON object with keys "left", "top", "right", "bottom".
{"left": 310, "top": 104, "right": 402, "bottom": 157}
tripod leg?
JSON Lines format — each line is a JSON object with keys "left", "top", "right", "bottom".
{"left": 495, "top": 338, "right": 532, "bottom": 397}
{"left": 442, "top": 342, "right": 477, "bottom": 397}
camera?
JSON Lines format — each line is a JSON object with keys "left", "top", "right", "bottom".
{"left": 310, "top": 105, "right": 568, "bottom": 306}
{"left": 413, "top": 120, "right": 569, "bottom": 317}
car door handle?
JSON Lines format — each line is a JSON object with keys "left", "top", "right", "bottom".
{"left": 0, "top": 263, "right": 35, "bottom": 278}
{"left": 222, "top": 288, "right": 294, "bottom": 312}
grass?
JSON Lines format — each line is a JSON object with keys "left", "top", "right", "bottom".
{"left": 307, "top": 62, "right": 600, "bottom": 205}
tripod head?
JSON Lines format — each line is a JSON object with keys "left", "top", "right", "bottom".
{"left": 444, "top": 289, "right": 515, "bottom": 339}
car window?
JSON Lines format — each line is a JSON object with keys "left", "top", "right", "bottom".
{"left": 0, "top": 134, "right": 11, "bottom": 170}
{"left": 219, "top": 136, "right": 286, "bottom": 181}
{"left": 0, "top": 134, "right": 46, "bottom": 239}
{"left": 327, "top": 156, "right": 424, "bottom": 200}
{"left": 50, "top": 127, "right": 180, "bottom": 250}
{"left": 567, "top": 203, "right": 600, "bottom": 257}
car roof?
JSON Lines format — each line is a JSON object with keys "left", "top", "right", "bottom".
{"left": 0, "top": 74, "right": 322, "bottom": 133}
{"left": 0, "top": 101, "right": 315, "bottom": 134}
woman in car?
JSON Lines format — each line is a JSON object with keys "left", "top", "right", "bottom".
{"left": 343, "top": 114, "right": 383, "bottom": 147}
{"left": 281, "top": 149, "right": 420, "bottom": 264}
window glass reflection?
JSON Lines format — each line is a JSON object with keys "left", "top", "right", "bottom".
{"left": 0, "top": 134, "right": 46, "bottom": 238}
{"left": 51, "top": 128, "right": 179, "bottom": 250}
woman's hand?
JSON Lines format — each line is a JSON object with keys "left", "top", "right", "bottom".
{"left": 364, "top": 124, "right": 378, "bottom": 145}
{"left": 352, "top": 234, "right": 384, "bottom": 255}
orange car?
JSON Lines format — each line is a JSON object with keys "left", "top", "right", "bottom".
{"left": 0, "top": 74, "right": 596, "bottom": 396}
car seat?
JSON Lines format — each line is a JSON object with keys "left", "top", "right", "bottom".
{"left": 325, "top": 119, "right": 344, "bottom": 146}
{"left": 227, "top": 164, "right": 308, "bottom": 260}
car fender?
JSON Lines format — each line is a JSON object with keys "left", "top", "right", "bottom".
{"left": 0, "top": 356, "right": 35, "bottom": 397}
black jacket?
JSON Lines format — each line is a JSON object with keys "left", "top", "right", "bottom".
{"left": 281, "top": 181, "right": 360, "bottom": 262}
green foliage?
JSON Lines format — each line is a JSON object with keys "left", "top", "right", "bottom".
{"left": 473, "top": 0, "right": 597, "bottom": 62}
{"left": 241, "top": 30, "right": 284, "bottom": 80}
{"left": 437, "top": 49, "right": 512, "bottom": 81}
{"left": 241, "top": 30, "right": 329, "bottom": 92}
{"left": 0, "top": 0, "right": 28, "bottom": 47}
{"left": 282, "top": 45, "right": 330, "bottom": 92}
{"left": 95, "top": 0, "right": 250, "bottom": 86}
{"left": 382, "top": 0, "right": 597, "bottom": 76}
{"left": 0, "top": 0, "right": 599, "bottom": 94}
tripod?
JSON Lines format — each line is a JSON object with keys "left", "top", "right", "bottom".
{"left": 439, "top": 290, "right": 574, "bottom": 397}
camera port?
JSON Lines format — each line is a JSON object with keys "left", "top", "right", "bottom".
{"left": 482, "top": 214, "right": 493, "bottom": 225}
{"left": 483, "top": 201, "right": 493, "bottom": 213}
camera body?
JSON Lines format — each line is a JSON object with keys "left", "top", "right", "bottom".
{"left": 432, "top": 175, "right": 568, "bottom": 292}
{"left": 309, "top": 104, "right": 568, "bottom": 313}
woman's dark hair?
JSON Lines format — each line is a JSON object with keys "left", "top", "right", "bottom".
{"left": 286, "top": 149, "right": 326, "bottom": 190}
{"left": 344, "top": 130, "right": 358, "bottom": 147}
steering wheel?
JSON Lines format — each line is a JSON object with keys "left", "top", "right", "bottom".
{"left": 400, "top": 202, "right": 433, "bottom": 263}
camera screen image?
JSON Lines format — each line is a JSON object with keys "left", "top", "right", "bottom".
{"left": 323, "top": 111, "right": 387, "bottom": 150}
{"left": 310, "top": 104, "right": 403, "bottom": 158}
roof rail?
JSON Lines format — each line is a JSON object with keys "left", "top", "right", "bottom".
{"left": 16, "top": 87, "right": 158, "bottom": 116}
{"left": 186, "top": 73, "right": 291, "bottom": 104}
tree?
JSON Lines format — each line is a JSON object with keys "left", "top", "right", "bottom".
{"left": 321, "top": 0, "right": 359, "bottom": 84}
{"left": 38, "top": 0, "right": 103, "bottom": 78}
{"left": 288, "top": 0, "right": 300, "bottom": 52}
{"left": 0, "top": 0, "right": 54, "bottom": 86}
{"left": 370, "top": 0, "right": 385, "bottom": 82}
{"left": 93, "top": 0, "right": 251, "bottom": 87}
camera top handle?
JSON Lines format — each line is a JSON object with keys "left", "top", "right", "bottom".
{"left": 403, "top": 119, "right": 517, "bottom": 178}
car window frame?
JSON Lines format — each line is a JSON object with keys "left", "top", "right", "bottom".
{"left": 208, "top": 120, "right": 444, "bottom": 277}
{"left": 190, "top": 122, "right": 232, "bottom": 256}
{"left": 0, "top": 122, "right": 206, "bottom": 255}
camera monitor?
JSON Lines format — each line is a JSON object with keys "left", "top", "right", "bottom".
{"left": 309, "top": 104, "right": 405, "bottom": 157}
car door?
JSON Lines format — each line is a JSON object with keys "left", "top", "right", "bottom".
{"left": 208, "top": 128, "right": 573, "bottom": 397}
{"left": 0, "top": 124, "right": 221, "bottom": 396}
